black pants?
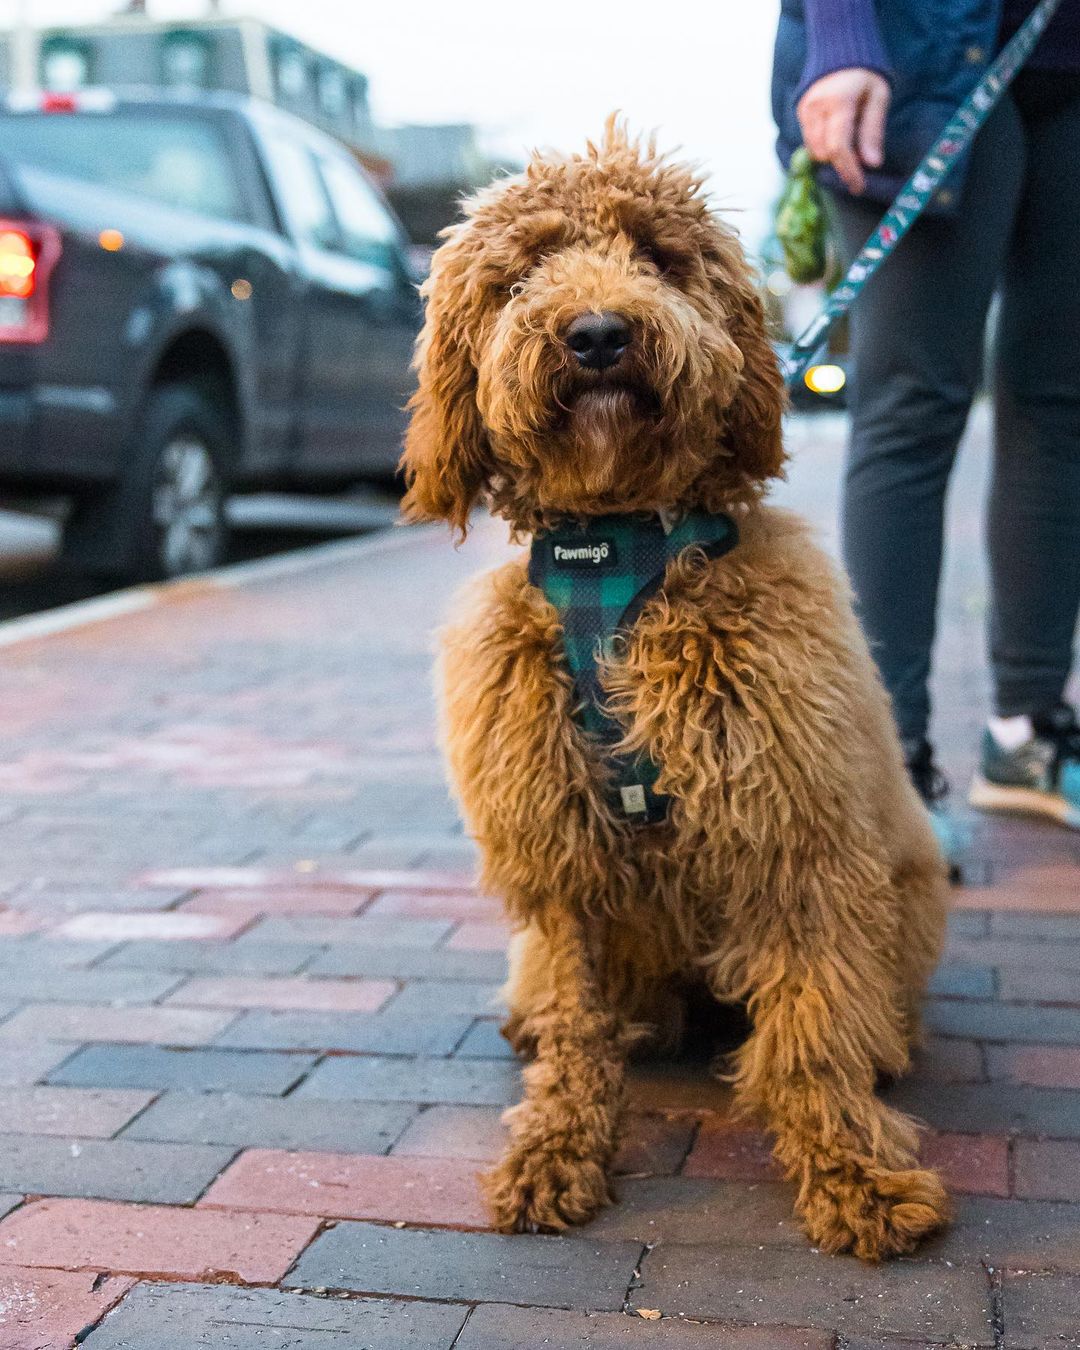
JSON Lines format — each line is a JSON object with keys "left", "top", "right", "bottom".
{"left": 830, "top": 72, "right": 1080, "bottom": 745}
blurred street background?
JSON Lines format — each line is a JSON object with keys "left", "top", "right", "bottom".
{"left": 0, "top": 0, "right": 802, "bottom": 616}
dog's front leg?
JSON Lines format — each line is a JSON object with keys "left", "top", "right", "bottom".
{"left": 732, "top": 922, "right": 950, "bottom": 1261}
{"left": 484, "top": 907, "right": 629, "bottom": 1233}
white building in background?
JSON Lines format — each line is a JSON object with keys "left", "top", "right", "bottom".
{"left": 0, "top": 14, "right": 500, "bottom": 215}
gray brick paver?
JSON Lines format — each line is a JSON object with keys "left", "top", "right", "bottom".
{"left": 453, "top": 1019, "right": 516, "bottom": 1060}
{"left": 990, "top": 913, "right": 1080, "bottom": 941}
{"left": 306, "top": 945, "right": 507, "bottom": 981}
{"left": 290, "top": 1221, "right": 642, "bottom": 1311}
{"left": 925, "top": 999, "right": 1080, "bottom": 1044}
{"left": 886, "top": 1078, "right": 1080, "bottom": 1137}
{"left": 584, "top": 1177, "right": 802, "bottom": 1247}
{"left": 927, "top": 964, "right": 997, "bottom": 999}
{"left": 947, "top": 911, "right": 992, "bottom": 938}
{"left": 0, "top": 967, "right": 182, "bottom": 1005}
{"left": 455, "top": 1304, "right": 834, "bottom": 1348}
{"left": 80, "top": 1282, "right": 468, "bottom": 1349}
{"left": 295, "top": 1055, "right": 520, "bottom": 1105}
{"left": 6, "top": 888, "right": 189, "bottom": 914}
{"left": 215, "top": 1010, "right": 471, "bottom": 1056}
{"left": 926, "top": 1196, "right": 1080, "bottom": 1271}
{"left": 0, "top": 939, "right": 119, "bottom": 969}
{"left": 48, "top": 1044, "right": 316, "bottom": 1095}
{"left": 122, "top": 1090, "right": 415, "bottom": 1153}
{"left": 388, "top": 979, "right": 503, "bottom": 1018}
{"left": 100, "top": 939, "right": 323, "bottom": 976}
{"left": 248, "top": 916, "right": 455, "bottom": 948}
{"left": 0, "top": 1041, "right": 75, "bottom": 1087}
{"left": 634, "top": 1244, "right": 994, "bottom": 1343}
{"left": 1001, "top": 1271, "right": 1080, "bottom": 1349}
{"left": 0, "top": 1133, "right": 234, "bottom": 1203}
{"left": 946, "top": 937, "right": 1080, "bottom": 972}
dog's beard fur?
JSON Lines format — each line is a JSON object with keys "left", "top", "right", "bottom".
{"left": 551, "top": 371, "right": 663, "bottom": 499}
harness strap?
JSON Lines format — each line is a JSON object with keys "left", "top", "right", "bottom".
{"left": 529, "top": 512, "right": 738, "bottom": 824}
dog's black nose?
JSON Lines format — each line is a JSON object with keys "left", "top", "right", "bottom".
{"left": 565, "top": 311, "right": 632, "bottom": 370}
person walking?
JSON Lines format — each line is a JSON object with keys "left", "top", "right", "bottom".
{"left": 772, "top": 0, "right": 1080, "bottom": 853}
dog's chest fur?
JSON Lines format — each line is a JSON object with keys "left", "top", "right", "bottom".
{"left": 437, "top": 504, "right": 861, "bottom": 941}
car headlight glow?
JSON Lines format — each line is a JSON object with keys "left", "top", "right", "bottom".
{"left": 804, "top": 363, "right": 846, "bottom": 396}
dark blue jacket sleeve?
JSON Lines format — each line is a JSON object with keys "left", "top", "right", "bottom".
{"left": 796, "top": 0, "right": 895, "bottom": 100}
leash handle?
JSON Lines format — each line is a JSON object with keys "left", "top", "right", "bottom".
{"left": 782, "top": 0, "right": 1065, "bottom": 390}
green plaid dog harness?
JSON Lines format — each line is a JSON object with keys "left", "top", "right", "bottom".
{"left": 528, "top": 512, "right": 738, "bottom": 825}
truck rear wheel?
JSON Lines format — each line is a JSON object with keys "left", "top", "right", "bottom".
{"left": 64, "top": 384, "right": 230, "bottom": 582}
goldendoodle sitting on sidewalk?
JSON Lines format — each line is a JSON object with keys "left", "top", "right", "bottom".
{"left": 401, "top": 122, "right": 950, "bottom": 1261}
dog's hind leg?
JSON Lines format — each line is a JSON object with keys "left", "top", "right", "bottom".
{"left": 484, "top": 907, "right": 630, "bottom": 1233}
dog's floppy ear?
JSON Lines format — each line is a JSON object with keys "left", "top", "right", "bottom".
{"left": 400, "top": 230, "right": 491, "bottom": 538}
{"left": 707, "top": 234, "right": 787, "bottom": 482}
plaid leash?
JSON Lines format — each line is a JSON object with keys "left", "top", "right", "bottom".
{"left": 529, "top": 512, "right": 738, "bottom": 824}
{"left": 783, "top": 0, "right": 1065, "bottom": 389}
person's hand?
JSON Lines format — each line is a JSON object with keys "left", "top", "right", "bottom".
{"left": 797, "top": 68, "right": 891, "bottom": 195}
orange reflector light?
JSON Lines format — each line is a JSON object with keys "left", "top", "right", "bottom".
{"left": 99, "top": 229, "right": 124, "bottom": 252}
{"left": 0, "top": 230, "right": 36, "bottom": 299}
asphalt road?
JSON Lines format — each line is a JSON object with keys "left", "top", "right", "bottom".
{"left": 0, "top": 484, "right": 402, "bottom": 623}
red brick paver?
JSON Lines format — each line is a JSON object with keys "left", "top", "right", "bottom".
{"left": 178, "top": 887, "right": 372, "bottom": 920}
{"left": 952, "top": 864, "right": 1080, "bottom": 914}
{"left": 987, "top": 1044, "right": 1080, "bottom": 1088}
{"left": 165, "top": 975, "right": 397, "bottom": 1014}
{"left": 199, "top": 1149, "right": 489, "bottom": 1227}
{"left": 0, "top": 910, "right": 45, "bottom": 937}
{"left": 0, "top": 1087, "right": 155, "bottom": 1139}
{"left": 0, "top": 1003, "right": 234, "bottom": 1046}
{"left": 921, "top": 1131, "right": 1011, "bottom": 1198}
{"left": 364, "top": 890, "right": 502, "bottom": 921}
{"left": 0, "top": 1267, "right": 134, "bottom": 1348}
{"left": 391, "top": 1106, "right": 694, "bottom": 1177}
{"left": 0, "top": 1198, "right": 320, "bottom": 1283}
{"left": 55, "top": 911, "right": 250, "bottom": 942}
{"left": 682, "top": 1121, "right": 777, "bottom": 1182}
{"left": 446, "top": 920, "right": 513, "bottom": 951}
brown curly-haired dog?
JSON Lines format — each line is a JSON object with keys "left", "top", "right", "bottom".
{"left": 401, "top": 122, "right": 950, "bottom": 1262}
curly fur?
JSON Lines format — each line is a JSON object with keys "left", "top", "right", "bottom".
{"left": 402, "top": 121, "right": 950, "bottom": 1261}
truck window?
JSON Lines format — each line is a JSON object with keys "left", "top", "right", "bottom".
{"left": 263, "top": 137, "right": 338, "bottom": 252}
{"left": 0, "top": 112, "right": 248, "bottom": 222}
{"left": 316, "top": 154, "right": 398, "bottom": 269}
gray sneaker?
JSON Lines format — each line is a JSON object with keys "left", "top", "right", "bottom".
{"left": 969, "top": 704, "right": 1080, "bottom": 830}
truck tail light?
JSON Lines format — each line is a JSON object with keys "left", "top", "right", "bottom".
{"left": 0, "top": 220, "right": 61, "bottom": 344}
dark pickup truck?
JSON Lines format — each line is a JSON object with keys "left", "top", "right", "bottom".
{"left": 0, "top": 89, "right": 420, "bottom": 579}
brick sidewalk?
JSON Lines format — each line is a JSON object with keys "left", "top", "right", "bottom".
{"left": 0, "top": 408, "right": 1076, "bottom": 1348}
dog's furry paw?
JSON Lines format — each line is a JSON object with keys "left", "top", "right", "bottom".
{"left": 799, "top": 1164, "right": 950, "bottom": 1261}
{"left": 482, "top": 1145, "right": 614, "bottom": 1233}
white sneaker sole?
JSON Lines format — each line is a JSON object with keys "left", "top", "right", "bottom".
{"left": 968, "top": 774, "right": 1080, "bottom": 830}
